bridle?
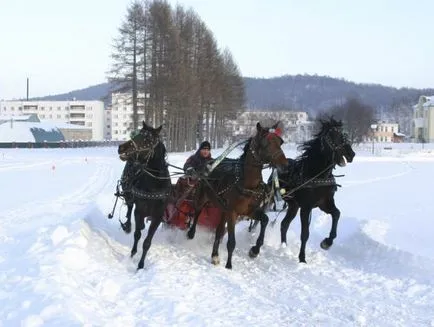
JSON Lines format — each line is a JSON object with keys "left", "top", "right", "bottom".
{"left": 321, "top": 127, "right": 350, "bottom": 165}
{"left": 249, "top": 130, "right": 285, "bottom": 167}
{"left": 122, "top": 130, "right": 161, "bottom": 163}
{"left": 322, "top": 127, "right": 348, "bottom": 151}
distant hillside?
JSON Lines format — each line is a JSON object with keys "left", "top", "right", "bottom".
{"left": 32, "top": 74, "right": 434, "bottom": 115}
{"left": 244, "top": 75, "right": 434, "bottom": 115}
{"left": 32, "top": 83, "right": 113, "bottom": 105}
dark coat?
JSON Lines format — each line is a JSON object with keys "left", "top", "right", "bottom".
{"left": 183, "top": 150, "right": 213, "bottom": 173}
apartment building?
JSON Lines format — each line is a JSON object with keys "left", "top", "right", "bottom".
{"left": 0, "top": 100, "right": 105, "bottom": 141}
{"left": 110, "top": 92, "right": 152, "bottom": 141}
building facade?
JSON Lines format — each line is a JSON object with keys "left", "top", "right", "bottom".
{"left": 228, "top": 111, "right": 315, "bottom": 143}
{"left": 0, "top": 100, "right": 105, "bottom": 141}
{"left": 370, "top": 122, "right": 400, "bottom": 143}
{"left": 412, "top": 95, "right": 434, "bottom": 142}
{"left": 110, "top": 92, "right": 154, "bottom": 141}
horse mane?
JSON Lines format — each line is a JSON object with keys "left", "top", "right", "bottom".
{"left": 239, "top": 138, "right": 252, "bottom": 162}
{"left": 296, "top": 117, "right": 342, "bottom": 162}
{"left": 135, "top": 140, "right": 169, "bottom": 192}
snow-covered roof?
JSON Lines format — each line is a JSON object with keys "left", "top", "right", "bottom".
{"left": 0, "top": 121, "right": 65, "bottom": 142}
{"left": 423, "top": 96, "right": 434, "bottom": 107}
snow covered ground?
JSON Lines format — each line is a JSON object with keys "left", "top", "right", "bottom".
{"left": 1, "top": 143, "right": 434, "bottom": 326}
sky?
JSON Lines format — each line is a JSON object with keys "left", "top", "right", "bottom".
{"left": 1, "top": 143, "right": 434, "bottom": 325}
{"left": 1, "top": 0, "right": 433, "bottom": 100}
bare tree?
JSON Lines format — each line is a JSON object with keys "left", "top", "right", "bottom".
{"left": 325, "top": 97, "right": 375, "bottom": 144}
{"left": 110, "top": 0, "right": 245, "bottom": 151}
{"left": 109, "top": 1, "right": 145, "bottom": 131}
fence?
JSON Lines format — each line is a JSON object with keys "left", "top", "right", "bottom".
{"left": 0, "top": 140, "right": 124, "bottom": 149}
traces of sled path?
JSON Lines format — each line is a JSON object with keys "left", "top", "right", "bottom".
{"left": 262, "top": 214, "right": 434, "bottom": 327}
{"left": 0, "top": 158, "right": 115, "bottom": 233}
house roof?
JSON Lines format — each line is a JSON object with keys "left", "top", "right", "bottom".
{"left": 0, "top": 121, "right": 67, "bottom": 142}
{"left": 422, "top": 96, "right": 434, "bottom": 107}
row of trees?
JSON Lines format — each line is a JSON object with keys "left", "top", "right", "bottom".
{"left": 109, "top": 0, "right": 245, "bottom": 151}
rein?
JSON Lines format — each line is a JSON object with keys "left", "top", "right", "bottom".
{"left": 281, "top": 163, "right": 335, "bottom": 198}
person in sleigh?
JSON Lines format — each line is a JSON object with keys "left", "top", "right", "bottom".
{"left": 167, "top": 141, "right": 214, "bottom": 229}
{"left": 175, "top": 140, "right": 214, "bottom": 197}
{"left": 183, "top": 141, "right": 213, "bottom": 177}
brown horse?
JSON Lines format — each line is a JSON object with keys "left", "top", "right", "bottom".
{"left": 117, "top": 121, "right": 171, "bottom": 270}
{"left": 187, "top": 122, "right": 288, "bottom": 269}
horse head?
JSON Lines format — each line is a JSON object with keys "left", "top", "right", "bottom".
{"left": 318, "top": 118, "right": 355, "bottom": 167}
{"left": 249, "top": 122, "right": 288, "bottom": 171}
{"left": 118, "top": 121, "right": 162, "bottom": 162}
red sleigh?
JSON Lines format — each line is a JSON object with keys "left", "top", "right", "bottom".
{"left": 163, "top": 177, "right": 222, "bottom": 230}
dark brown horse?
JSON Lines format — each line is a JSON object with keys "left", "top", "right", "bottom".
{"left": 269, "top": 118, "right": 355, "bottom": 263}
{"left": 187, "top": 122, "right": 288, "bottom": 269}
{"left": 117, "top": 121, "right": 171, "bottom": 270}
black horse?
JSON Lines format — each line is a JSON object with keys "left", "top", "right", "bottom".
{"left": 187, "top": 122, "right": 288, "bottom": 269}
{"left": 117, "top": 121, "right": 171, "bottom": 270}
{"left": 267, "top": 118, "right": 355, "bottom": 263}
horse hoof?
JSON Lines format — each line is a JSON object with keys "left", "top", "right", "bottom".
{"left": 249, "top": 247, "right": 259, "bottom": 258}
{"left": 280, "top": 242, "right": 287, "bottom": 249}
{"left": 211, "top": 256, "right": 220, "bottom": 265}
{"left": 320, "top": 239, "right": 331, "bottom": 250}
{"left": 137, "top": 262, "right": 144, "bottom": 270}
{"left": 225, "top": 263, "right": 232, "bottom": 269}
{"left": 299, "top": 257, "right": 306, "bottom": 263}
{"left": 121, "top": 222, "right": 131, "bottom": 234}
{"left": 131, "top": 250, "right": 137, "bottom": 258}
{"left": 187, "top": 229, "right": 195, "bottom": 240}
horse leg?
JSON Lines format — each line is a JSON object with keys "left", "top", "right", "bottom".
{"left": 225, "top": 213, "right": 237, "bottom": 269}
{"left": 211, "top": 213, "right": 226, "bottom": 265}
{"left": 187, "top": 207, "right": 201, "bottom": 240}
{"left": 280, "top": 201, "right": 299, "bottom": 245}
{"left": 249, "top": 209, "right": 269, "bottom": 258}
{"left": 120, "top": 201, "right": 134, "bottom": 234}
{"left": 298, "top": 207, "right": 312, "bottom": 263}
{"left": 319, "top": 199, "right": 340, "bottom": 250}
{"left": 137, "top": 216, "right": 162, "bottom": 270}
{"left": 130, "top": 207, "right": 145, "bottom": 258}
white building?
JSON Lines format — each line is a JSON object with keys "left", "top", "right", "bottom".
{"left": 229, "top": 111, "right": 315, "bottom": 143}
{"left": 412, "top": 95, "right": 434, "bottom": 142}
{"left": 111, "top": 92, "right": 150, "bottom": 140}
{"left": 0, "top": 100, "right": 106, "bottom": 141}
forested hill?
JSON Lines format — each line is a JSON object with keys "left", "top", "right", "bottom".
{"left": 32, "top": 74, "right": 434, "bottom": 115}
{"left": 244, "top": 75, "right": 434, "bottom": 114}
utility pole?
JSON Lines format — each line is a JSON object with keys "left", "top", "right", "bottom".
{"left": 26, "top": 78, "right": 29, "bottom": 100}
